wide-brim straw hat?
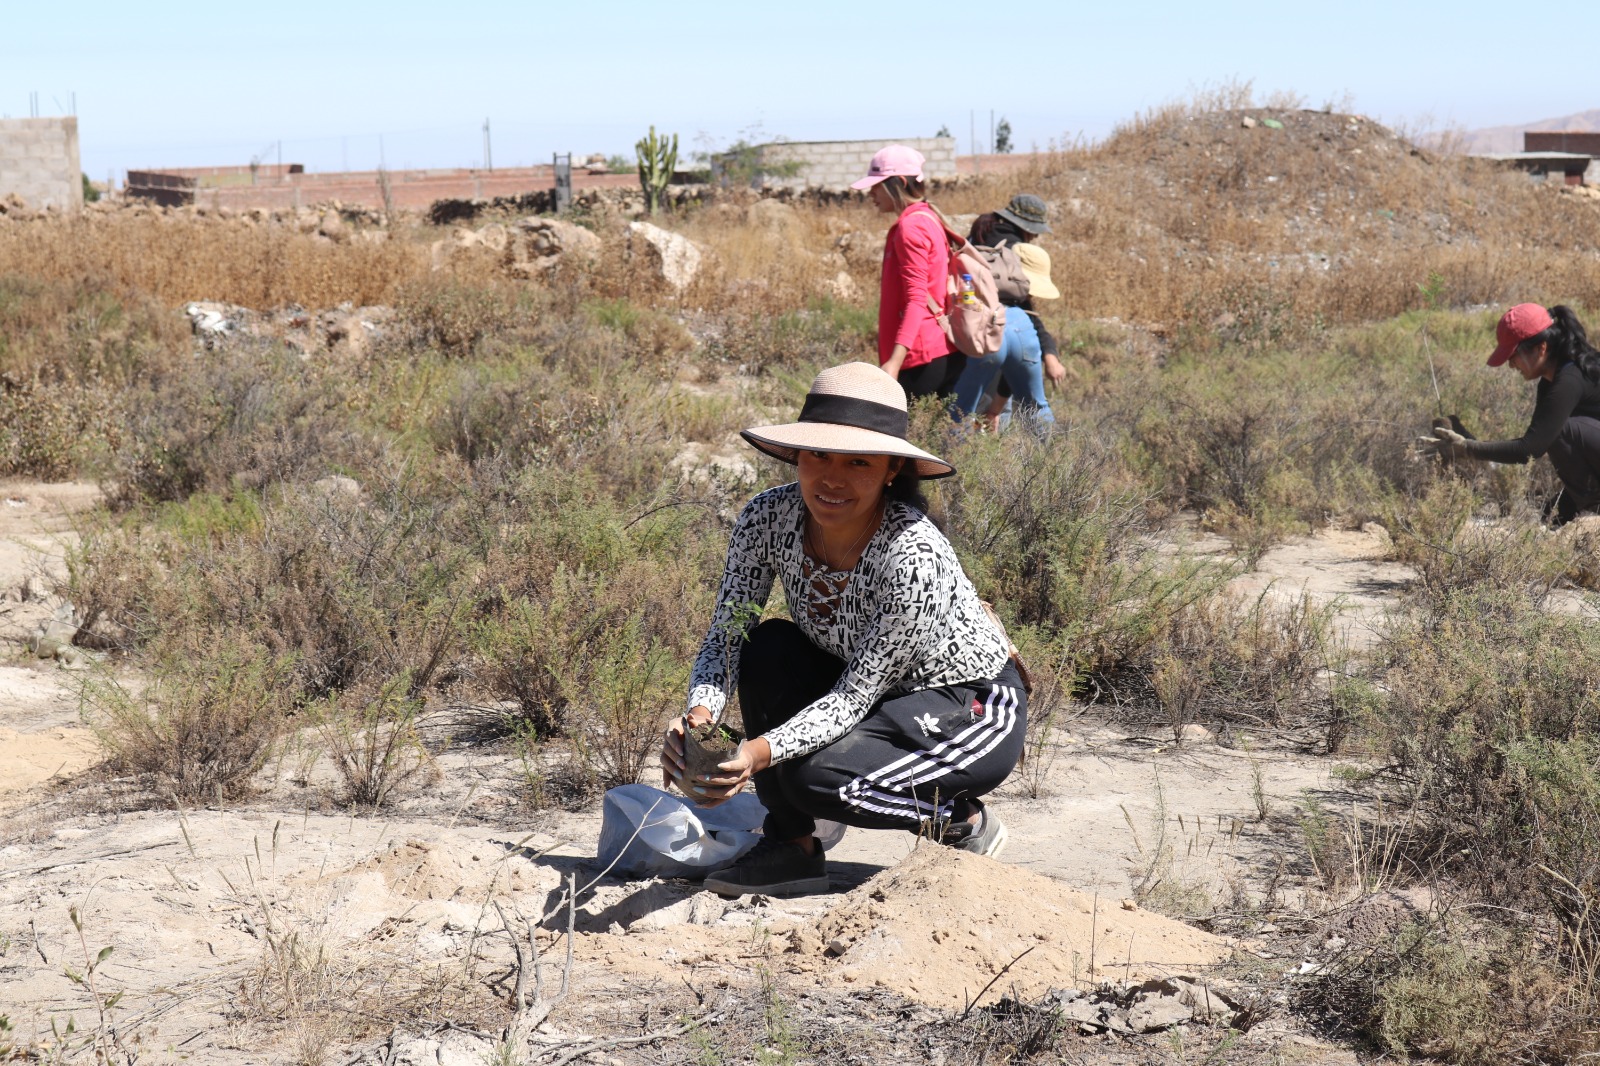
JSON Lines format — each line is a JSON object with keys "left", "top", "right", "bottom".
{"left": 740, "top": 362, "right": 955, "bottom": 479}
{"left": 1014, "top": 242, "right": 1061, "bottom": 301}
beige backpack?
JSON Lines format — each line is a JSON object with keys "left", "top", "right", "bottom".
{"left": 925, "top": 220, "right": 1007, "bottom": 358}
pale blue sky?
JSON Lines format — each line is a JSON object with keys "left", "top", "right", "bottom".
{"left": 6, "top": 0, "right": 1597, "bottom": 181}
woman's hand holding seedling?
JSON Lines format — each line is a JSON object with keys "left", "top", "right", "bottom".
{"left": 661, "top": 706, "right": 712, "bottom": 792}
{"left": 693, "top": 737, "right": 770, "bottom": 808}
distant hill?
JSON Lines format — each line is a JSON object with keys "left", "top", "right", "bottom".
{"left": 1453, "top": 109, "right": 1600, "bottom": 154}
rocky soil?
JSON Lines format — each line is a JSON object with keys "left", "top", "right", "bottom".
{"left": 3, "top": 493, "right": 1593, "bottom": 1064}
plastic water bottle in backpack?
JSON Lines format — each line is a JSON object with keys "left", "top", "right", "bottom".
{"left": 959, "top": 273, "right": 978, "bottom": 307}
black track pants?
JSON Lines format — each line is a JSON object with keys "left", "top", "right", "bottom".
{"left": 736, "top": 619, "right": 1027, "bottom": 842}
{"left": 897, "top": 352, "right": 968, "bottom": 401}
{"left": 1548, "top": 415, "right": 1600, "bottom": 512}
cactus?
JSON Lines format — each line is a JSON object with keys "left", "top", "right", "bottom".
{"left": 635, "top": 126, "right": 678, "bottom": 215}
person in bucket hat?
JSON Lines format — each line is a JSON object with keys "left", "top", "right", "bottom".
{"left": 661, "top": 363, "right": 1028, "bottom": 897}
{"left": 1421, "top": 303, "right": 1600, "bottom": 526}
{"left": 995, "top": 193, "right": 1052, "bottom": 236}
{"left": 851, "top": 146, "right": 966, "bottom": 400}
{"left": 957, "top": 194, "right": 1068, "bottom": 430}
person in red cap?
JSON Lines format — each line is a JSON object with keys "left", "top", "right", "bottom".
{"left": 850, "top": 145, "right": 964, "bottom": 400}
{"left": 1422, "top": 303, "right": 1600, "bottom": 525}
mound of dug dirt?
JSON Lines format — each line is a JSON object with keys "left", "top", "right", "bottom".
{"left": 797, "top": 845, "right": 1229, "bottom": 1009}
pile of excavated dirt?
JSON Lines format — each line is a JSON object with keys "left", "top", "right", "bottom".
{"left": 801, "top": 846, "right": 1228, "bottom": 1008}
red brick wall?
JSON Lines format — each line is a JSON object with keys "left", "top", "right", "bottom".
{"left": 1524, "top": 132, "right": 1600, "bottom": 155}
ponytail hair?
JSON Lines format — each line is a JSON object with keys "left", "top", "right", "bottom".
{"left": 879, "top": 174, "right": 929, "bottom": 213}
{"left": 1522, "top": 305, "right": 1600, "bottom": 383}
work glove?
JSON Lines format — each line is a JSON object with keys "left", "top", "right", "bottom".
{"left": 1415, "top": 424, "right": 1472, "bottom": 460}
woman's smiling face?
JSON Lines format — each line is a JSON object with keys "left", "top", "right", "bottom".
{"left": 796, "top": 450, "right": 900, "bottom": 534}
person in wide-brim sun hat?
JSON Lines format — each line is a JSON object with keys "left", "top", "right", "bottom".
{"left": 661, "top": 362, "right": 1029, "bottom": 899}
{"left": 740, "top": 360, "right": 954, "bottom": 479}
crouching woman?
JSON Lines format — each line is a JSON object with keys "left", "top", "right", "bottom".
{"left": 1425, "top": 303, "right": 1600, "bottom": 524}
{"left": 661, "top": 362, "right": 1027, "bottom": 898}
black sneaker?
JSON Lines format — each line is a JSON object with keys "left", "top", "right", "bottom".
{"left": 917, "top": 804, "right": 1009, "bottom": 858}
{"left": 703, "top": 837, "right": 827, "bottom": 898}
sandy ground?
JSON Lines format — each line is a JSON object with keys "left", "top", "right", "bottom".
{"left": 3, "top": 508, "right": 1593, "bottom": 1064}
{"left": 0, "top": 482, "right": 101, "bottom": 810}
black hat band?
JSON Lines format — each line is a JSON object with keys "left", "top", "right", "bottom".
{"left": 797, "top": 394, "right": 908, "bottom": 439}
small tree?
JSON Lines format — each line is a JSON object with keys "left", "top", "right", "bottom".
{"left": 935, "top": 124, "right": 952, "bottom": 138}
{"left": 635, "top": 126, "right": 679, "bottom": 215}
{"left": 81, "top": 174, "right": 100, "bottom": 203}
{"left": 995, "top": 117, "right": 1014, "bottom": 154}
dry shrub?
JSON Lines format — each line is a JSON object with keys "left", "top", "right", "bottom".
{"left": 393, "top": 276, "right": 535, "bottom": 357}
{"left": 935, "top": 416, "right": 1231, "bottom": 696}
{"left": 1383, "top": 478, "right": 1575, "bottom": 601}
{"left": 0, "top": 379, "right": 126, "bottom": 479}
{"left": 106, "top": 344, "right": 376, "bottom": 509}
{"left": 237, "top": 910, "right": 501, "bottom": 1058}
{"left": 81, "top": 643, "right": 291, "bottom": 802}
{"left": 0, "top": 213, "right": 427, "bottom": 308}
{"left": 0, "top": 274, "right": 183, "bottom": 477}
{"left": 1308, "top": 918, "right": 1552, "bottom": 1064}
{"left": 704, "top": 297, "right": 876, "bottom": 376}
{"left": 1138, "top": 588, "right": 1340, "bottom": 739}
{"left": 315, "top": 675, "right": 437, "bottom": 808}
{"left": 1316, "top": 588, "right": 1600, "bottom": 1060}
{"left": 0, "top": 274, "right": 185, "bottom": 384}
{"left": 70, "top": 477, "right": 485, "bottom": 807}
{"left": 472, "top": 495, "right": 720, "bottom": 789}
{"left": 680, "top": 200, "right": 871, "bottom": 319}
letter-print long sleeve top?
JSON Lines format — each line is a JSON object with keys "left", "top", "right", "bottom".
{"left": 687, "top": 484, "right": 1011, "bottom": 764}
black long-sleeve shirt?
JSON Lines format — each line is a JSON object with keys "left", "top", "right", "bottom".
{"left": 1468, "top": 361, "right": 1600, "bottom": 463}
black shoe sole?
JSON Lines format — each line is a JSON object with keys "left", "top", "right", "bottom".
{"left": 703, "top": 872, "right": 829, "bottom": 898}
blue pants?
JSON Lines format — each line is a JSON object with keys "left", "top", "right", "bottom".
{"left": 952, "top": 306, "right": 1054, "bottom": 430}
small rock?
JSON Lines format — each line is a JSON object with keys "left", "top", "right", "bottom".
{"left": 474, "top": 222, "right": 508, "bottom": 252}
{"left": 746, "top": 198, "right": 799, "bottom": 232}
{"left": 311, "top": 475, "right": 362, "bottom": 500}
{"left": 1127, "top": 993, "right": 1193, "bottom": 1032}
{"left": 1241, "top": 116, "right": 1258, "bottom": 129}
{"left": 317, "top": 210, "right": 345, "bottom": 241}
{"left": 27, "top": 635, "right": 64, "bottom": 660}
{"left": 508, "top": 217, "right": 601, "bottom": 277}
{"left": 1120, "top": 897, "right": 1138, "bottom": 911}
{"left": 627, "top": 221, "right": 704, "bottom": 291}
{"left": 1170, "top": 977, "right": 1240, "bottom": 1022}
{"left": 826, "top": 937, "right": 851, "bottom": 957}
{"left": 1178, "top": 722, "right": 1214, "bottom": 746}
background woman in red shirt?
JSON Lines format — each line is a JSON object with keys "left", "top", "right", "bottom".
{"left": 851, "top": 145, "right": 965, "bottom": 400}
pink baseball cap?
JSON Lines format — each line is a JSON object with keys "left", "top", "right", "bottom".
{"left": 851, "top": 145, "right": 925, "bottom": 190}
{"left": 1488, "top": 303, "right": 1554, "bottom": 366}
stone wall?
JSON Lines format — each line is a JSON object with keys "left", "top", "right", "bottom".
{"left": 0, "top": 118, "right": 82, "bottom": 213}
{"left": 126, "top": 164, "right": 639, "bottom": 212}
{"left": 737, "top": 138, "right": 958, "bottom": 190}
